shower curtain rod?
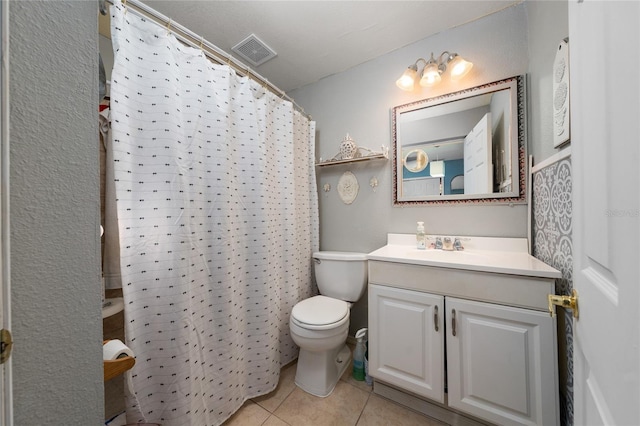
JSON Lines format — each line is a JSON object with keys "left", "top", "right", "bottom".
{"left": 104, "top": 0, "right": 311, "bottom": 120}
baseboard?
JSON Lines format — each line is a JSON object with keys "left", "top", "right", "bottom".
{"left": 372, "top": 381, "right": 491, "bottom": 426}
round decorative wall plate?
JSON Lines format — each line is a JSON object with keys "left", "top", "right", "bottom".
{"left": 337, "top": 171, "right": 359, "bottom": 204}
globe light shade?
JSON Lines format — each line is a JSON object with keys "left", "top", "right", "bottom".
{"left": 396, "top": 65, "right": 418, "bottom": 91}
{"left": 419, "top": 62, "right": 442, "bottom": 87}
{"left": 448, "top": 55, "right": 473, "bottom": 80}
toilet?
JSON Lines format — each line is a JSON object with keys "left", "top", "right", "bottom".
{"left": 289, "top": 251, "right": 368, "bottom": 397}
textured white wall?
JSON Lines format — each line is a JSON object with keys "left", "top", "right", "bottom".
{"left": 526, "top": 0, "right": 569, "bottom": 163}
{"left": 290, "top": 4, "right": 530, "bottom": 334}
{"left": 10, "top": 1, "right": 103, "bottom": 423}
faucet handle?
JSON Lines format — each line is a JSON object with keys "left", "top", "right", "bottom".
{"left": 435, "top": 237, "right": 443, "bottom": 250}
{"left": 453, "top": 237, "right": 464, "bottom": 251}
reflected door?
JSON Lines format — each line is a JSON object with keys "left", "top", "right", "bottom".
{"left": 463, "top": 113, "right": 492, "bottom": 194}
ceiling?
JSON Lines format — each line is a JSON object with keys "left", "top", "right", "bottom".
{"left": 104, "top": 1, "right": 521, "bottom": 92}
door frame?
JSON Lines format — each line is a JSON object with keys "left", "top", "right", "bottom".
{"left": 1, "top": 0, "right": 13, "bottom": 424}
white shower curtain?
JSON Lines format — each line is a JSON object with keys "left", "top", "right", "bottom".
{"left": 108, "top": 2, "right": 318, "bottom": 424}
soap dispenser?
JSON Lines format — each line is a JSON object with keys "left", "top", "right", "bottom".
{"left": 416, "top": 222, "right": 426, "bottom": 250}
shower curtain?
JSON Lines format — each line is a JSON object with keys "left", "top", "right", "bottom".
{"left": 108, "top": 2, "right": 318, "bottom": 425}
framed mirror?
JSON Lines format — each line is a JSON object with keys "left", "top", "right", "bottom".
{"left": 392, "top": 75, "right": 526, "bottom": 205}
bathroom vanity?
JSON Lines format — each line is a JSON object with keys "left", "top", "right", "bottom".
{"left": 367, "top": 234, "right": 561, "bottom": 426}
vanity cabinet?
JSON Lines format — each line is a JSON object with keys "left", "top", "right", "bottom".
{"left": 368, "top": 285, "right": 445, "bottom": 403}
{"left": 368, "top": 259, "right": 559, "bottom": 426}
{"left": 446, "top": 297, "right": 557, "bottom": 426}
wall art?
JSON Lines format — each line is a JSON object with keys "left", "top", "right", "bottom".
{"left": 553, "top": 38, "right": 570, "bottom": 147}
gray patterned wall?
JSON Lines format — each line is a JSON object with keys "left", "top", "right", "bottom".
{"left": 532, "top": 157, "right": 573, "bottom": 426}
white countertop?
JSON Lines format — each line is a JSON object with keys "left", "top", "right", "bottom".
{"left": 367, "top": 234, "right": 561, "bottom": 279}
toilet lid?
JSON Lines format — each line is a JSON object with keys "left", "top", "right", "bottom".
{"left": 292, "top": 295, "right": 349, "bottom": 326}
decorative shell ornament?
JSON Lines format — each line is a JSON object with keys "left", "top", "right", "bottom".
{"left": 339, "top": 133, "right": 359, "bottom": 160}
{"left": 337, "top": 171, "right": 359, "bottom": 204}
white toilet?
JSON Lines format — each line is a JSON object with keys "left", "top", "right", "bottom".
{"left": 289, "top": 251, "right": 368, "bottom": 397}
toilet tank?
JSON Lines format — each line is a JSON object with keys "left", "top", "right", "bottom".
{"left": 313, "top": 251, "right": 368, "bottom": 302}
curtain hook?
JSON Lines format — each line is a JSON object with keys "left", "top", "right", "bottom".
{"left": 199, "top": 36, "right": 205, "bottom": 50}
{"left": 123, "top": 0, "right": 128, "bottom": 15}
{"left": 167, "top": 19, "right": 172, "bottom": 35}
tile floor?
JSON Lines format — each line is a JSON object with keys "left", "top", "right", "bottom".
{"left": 223, "top": 358, "right": 446, "bottom": 426}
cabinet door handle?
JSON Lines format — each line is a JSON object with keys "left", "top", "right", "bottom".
{"left": 451, "top": 309, "right": 457, "bottom": 336}
{"left": 434, "top": 305, "right": 439, "bottom": 332}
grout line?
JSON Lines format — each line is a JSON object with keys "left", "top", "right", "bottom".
{"left": 354, "top": 391, "right": 372, "bottom": 426}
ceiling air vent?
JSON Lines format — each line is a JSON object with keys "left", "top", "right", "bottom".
{"left": 231, "top": 34, "right": 277, "bottom": 67}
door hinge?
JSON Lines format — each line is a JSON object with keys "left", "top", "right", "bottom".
{"left": 0, "top": 329, "right": 13, "bottom": 364}
{"left": 548, "top": 289, "right": 579, "bottom": 319}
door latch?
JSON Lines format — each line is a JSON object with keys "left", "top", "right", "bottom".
{"left": 548, "top": 289, "right": 579, "bottom": 319}
{"left": 0, "top": 329, "right": 13, "bottom": 364}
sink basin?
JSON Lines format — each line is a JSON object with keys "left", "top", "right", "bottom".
{"left": 102, "top": 297, "right": 124, "bottom": 319}
{"left": 399, "top": 248, "right": 493, "bottom": 268}
{"left": 407, "top": 249, "right": 488, "bottom": 260}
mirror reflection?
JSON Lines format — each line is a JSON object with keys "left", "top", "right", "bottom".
{"left": 403, "top": 149, "right": 428, "bottom": 173}
{"left": 393, "top": 76, "right": 525, "bottom": 204}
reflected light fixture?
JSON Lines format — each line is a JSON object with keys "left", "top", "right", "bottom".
{"left": 430, "top": 160, "right": 445, "bottom": 177}
{"left": 396, "top": 51, "right": 473, "bottom": 91}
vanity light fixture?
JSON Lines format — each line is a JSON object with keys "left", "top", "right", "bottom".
{"left": 396, "top": 51, "right": 473, "bottom": 91}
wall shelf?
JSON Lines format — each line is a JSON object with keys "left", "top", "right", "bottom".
{"left": 316, "top": 152, "right": 388, "bottom": 168}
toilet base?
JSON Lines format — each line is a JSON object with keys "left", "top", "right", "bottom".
{"left": 294, "top": 344, "right": 351, "bottom": 397}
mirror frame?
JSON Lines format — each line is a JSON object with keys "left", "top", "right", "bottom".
{"left": 392, "top": 75, "right": 526, "bottom": 205}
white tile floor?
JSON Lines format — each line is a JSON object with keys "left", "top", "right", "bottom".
{"left": 224, "top": 359, "right": 446, "bottom": 426}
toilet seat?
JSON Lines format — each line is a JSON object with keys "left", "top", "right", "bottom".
{"left": 291, "top": 295, "right": 349, "bottom": 330}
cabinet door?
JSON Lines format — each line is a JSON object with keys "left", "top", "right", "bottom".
{"left": 368, "top": 285, "right": 444, "bottom": 402}
{"left": 446, "top": 297, "right": 558, "bottom": 426}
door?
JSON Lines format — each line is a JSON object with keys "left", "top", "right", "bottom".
{"left": 463, "top": 113, "right": 492, "bottom": 194}
{"left": 368, "top": 285, "right": 445, "bottom": 402}
{"left": 446, "top": 297, "right": 558, "bottom": 426}
{"left": 569, "top": 1, "right": 640, "bottom": 425}
{"left": 0, "top": 0, "right": 11, "bottom": 423}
